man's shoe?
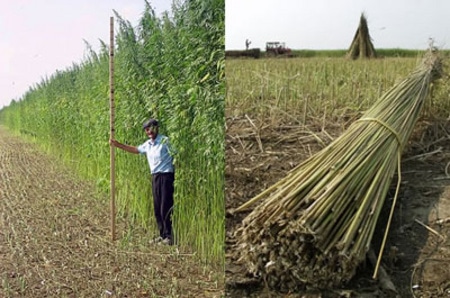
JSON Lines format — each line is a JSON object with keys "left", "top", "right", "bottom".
{"left": 150, "top": 236, "right": 163, "bottom": 244}
{"left": 161, "top": 238, "right": 173, "bottom": 245}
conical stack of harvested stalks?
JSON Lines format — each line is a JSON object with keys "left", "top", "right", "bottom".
{"left": 347, "top": 13, "right": 377, "bottom": 59}
{"left": 234, "top": 49, "right": 442, "bottom": 292}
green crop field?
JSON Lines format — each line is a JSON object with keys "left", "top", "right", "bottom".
{"left": 0, "top": 0, "right": 224, "bottom": 266}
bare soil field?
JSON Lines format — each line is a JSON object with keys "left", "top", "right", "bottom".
{"left": 0, "top": 126, "right": 223, "bottom": 298}
{"left": 225, "top": 115, "right": 450, "bottom": 297}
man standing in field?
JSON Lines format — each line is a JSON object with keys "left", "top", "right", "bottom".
{"left": 110, "top": 118, "right": 175, "bottom": 245}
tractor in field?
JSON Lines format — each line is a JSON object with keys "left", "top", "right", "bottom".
{"left": 265, "top": 42, "right": 292, "bottom": 56}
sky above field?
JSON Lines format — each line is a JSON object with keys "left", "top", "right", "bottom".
{"left": 226, "top": 0, "right": 450, "bottom": 51}
{"left": 0, "top": 0, "right": 171, "bottom": 109}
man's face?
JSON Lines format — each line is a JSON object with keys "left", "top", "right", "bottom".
{"left": 145, "top": 125, "right": 158, "bottom": 140}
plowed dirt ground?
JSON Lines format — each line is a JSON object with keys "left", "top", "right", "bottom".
{"left": 225, "top": 116, "right": 450, "bottom": 298}
{"left": 0, "top": 126, "right": 223, "bottom": 298}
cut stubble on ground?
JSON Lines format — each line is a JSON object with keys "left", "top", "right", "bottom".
{"left": 0, "top": 126, "right": 223, "bottom": 298}
{"left": 225, "top": 115, "right": 450, "bottom": 297}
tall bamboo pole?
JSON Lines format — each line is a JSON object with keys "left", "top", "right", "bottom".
{"left": 109, "top": 16, "right": 116, "bottom": 241}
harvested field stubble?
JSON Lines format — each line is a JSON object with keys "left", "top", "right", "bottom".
{"left": 0, "top": 127, "right": 223, "bottom": 298}
{"left": 226, "top": 52, "right": 450, "bottom": 297}
{"left": 233, "top": 50, "right": 444, "bottom": 291}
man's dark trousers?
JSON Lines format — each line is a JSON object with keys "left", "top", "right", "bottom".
{"left": 152, "top": 172, "right": 174, "bottom": 241}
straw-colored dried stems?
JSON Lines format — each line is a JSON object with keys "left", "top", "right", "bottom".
{"left": 234, "top": 50, "right": 443, "bottom": 291}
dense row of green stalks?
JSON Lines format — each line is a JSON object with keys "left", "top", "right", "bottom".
{"left": 0, "top": 0, "right": 225, "bottom": 265}
{"left": 226, "top": 48, "right": 450, "bottom": 59}
{"left": 290, "top": 48, "right": 450, "bottom": 58}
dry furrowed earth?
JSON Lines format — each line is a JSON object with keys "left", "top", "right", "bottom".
{"left": 225, "top": 115, "right": 450, "bottom": 298}
{"left": 0, "top": 126, "right": 224, "bottom": 298}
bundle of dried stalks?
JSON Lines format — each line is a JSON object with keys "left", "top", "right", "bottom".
{"left": 347, "top": 13, "right": 377, "bottom": 59}
{"left": 234, "top": 50, "right": 442, "bottom": 292}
